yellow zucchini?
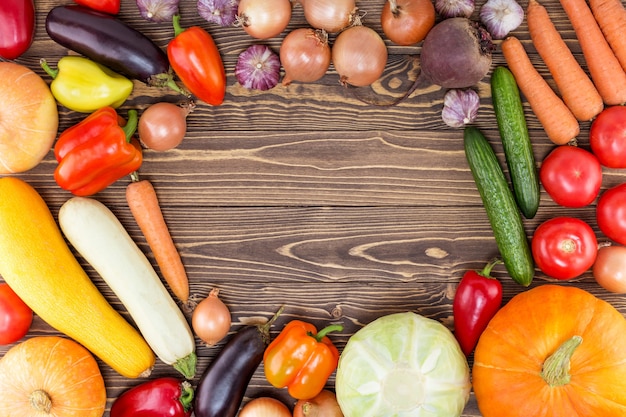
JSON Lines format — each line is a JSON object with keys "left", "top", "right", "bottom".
{"left": 0, "top": 177, "right": 155, "bottom": 378}
{"left": 58, "top": 196, "right": 197, "bottom": 379}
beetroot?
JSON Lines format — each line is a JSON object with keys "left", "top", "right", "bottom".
{"left": 420, "top": 17, "right": 495, "bottom": 88}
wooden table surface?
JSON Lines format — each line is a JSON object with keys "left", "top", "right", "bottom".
{"left": 3, "top": 0, "right": 626, "bottom": 415}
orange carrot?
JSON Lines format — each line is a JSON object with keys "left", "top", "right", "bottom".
{"left": 559, "top": 0, "right": 626, "bottom": 105}
{"left": 527, "top": 0, "right": 603, "bottom": 121}
{"left": 589, "top": 0, "right": 626, "bottom": 74}
{"left": 126, "top": 175, "right": 189, "bottom": 304}
{"left": 501, "top": 36, "right": 580, "bottom": 145}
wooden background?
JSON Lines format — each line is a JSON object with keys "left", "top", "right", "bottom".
{"left": 3, "top": 0, "right": 626, "bottom": 415}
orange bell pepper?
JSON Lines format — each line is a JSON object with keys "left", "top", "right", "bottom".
{"left": 263, "top": 320, "right": 342, "bottom": 400}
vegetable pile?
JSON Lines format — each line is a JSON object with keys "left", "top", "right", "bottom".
{"left": 3, "top": 0, "right": 626, "bottom": 416}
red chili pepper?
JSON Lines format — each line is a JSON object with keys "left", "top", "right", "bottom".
{"left": 263, "top": 320, "right": 343, "bottom": 400}
{"left": 54, "top": 107, "right": 142, "bottom": 196}
{"left": 452, "top": 259, "right": 503, "bottom": 356}
{"left": 110, "top": 377, "right": 194, "bottom": 417}
{"left": 0, "top": 0, "right": 35, "bottom": 60}
{"left": 72, "top": 0, "right": 119, "bottom": 14}
{"left": 167, "top": 14, "right": 226, "bottom": 106}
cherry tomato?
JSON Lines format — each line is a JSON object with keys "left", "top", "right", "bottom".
{"left": 539, "top": 145, "right": 602, "bottom": 208}
{"left": 593, "top": 245, "right": 626, "bottom": 293}
{"left": 597, "top": 182, "right": 626, "bottom": 245}
{"left": 589, "top": 105, "right": 626, "bottom": 168}
{"left": 0, "top": 283, "right": 33, "bottom": 345}
{"left": 531, "top": 217, "right": 598, "bottom": 280}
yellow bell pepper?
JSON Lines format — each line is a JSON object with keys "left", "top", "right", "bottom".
{"left": 40, "top": 56, "right": 133, "bottom": 113}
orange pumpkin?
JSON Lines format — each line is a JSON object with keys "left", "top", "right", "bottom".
{"left": 0, "top": 336, "right": 106, "bottom": 416}
{"left": 473, "top": 284, "right": 626, "bottom": 416}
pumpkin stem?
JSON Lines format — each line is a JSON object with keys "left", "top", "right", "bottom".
{"left": 29, "top": 389, "right": 52, "bottom": 413}
{"left": 540, "top": 335, "right": 583, "bottom": 387}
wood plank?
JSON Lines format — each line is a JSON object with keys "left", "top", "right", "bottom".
{"left": 2, "top": 0, "right": 626, "bottom": 416}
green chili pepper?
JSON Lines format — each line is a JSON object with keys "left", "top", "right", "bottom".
{"left": 40, "top": 56, "right": 133, "bottom": 113}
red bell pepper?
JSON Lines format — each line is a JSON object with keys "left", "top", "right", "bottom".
{"left": 167, "top": 14, "right": 226, "bottom": 106}
{"left": 54, "top": 107, "right": 142, "bottom": 196}
{"left": 110, "top": 377, "right": 194, "bottom": 417}
{"left": 452, "top": 259, "right": 503, "bottom": 356}
{"left": 0, "top": 0, "right": 35, "bottom": 60}
{"left": 263, "top": 320, "right": 342, "bottom": 400}
{"left": 72, "top": 0, "right": 120, "bottom": 14}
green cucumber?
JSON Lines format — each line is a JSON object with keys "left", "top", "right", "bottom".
{"left": 491, "top": 66, "right": 540, "bottom": 219}
{"left": 464, "top": 126, "right": 534, "bottom": 286}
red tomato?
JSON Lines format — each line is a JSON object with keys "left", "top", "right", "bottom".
{"left": 589, "top": 106, "right": 626, "bottom": 168}
{"left": 593, "top": 245, "right": 626, "bottom": 293}
{"left": 0, "top": 283, "right": 33, "bottom": 345}
{"left": 539, "top": 145, "right": 602, "bottom": 208}
{"left": 597, "top": 183, "right": 626, "bottom": 245}
{"left": 531, "top": 217, "right": 598, "bottom": 280}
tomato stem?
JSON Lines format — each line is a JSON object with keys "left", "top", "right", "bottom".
{"left": 540, "top": 335, "right": 582, "bottom": 387}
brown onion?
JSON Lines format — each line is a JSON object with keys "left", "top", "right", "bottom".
{"left": 293, "top": 390, "right": 344, "bottom": 417}
{"left": 191, "top": 288, "right": 231, "bottom": 346}
{"left": 138, "top": 101, "right": 194, "bottom": 151}
{"left": 297, "top": 0, "right": 357, "bottom": 33}
{"left": 332, "top": 24, "right": 388, "bottom": 87}
{"left": 239, "top": 397, "right": 291, "bottom": 417}
{"left": 381, "top": 0, "right": 436, "bottom": 46}
{"left": 237, "top": 0, "right": 292, "bottom": 39}
{"left": 280, "top": 28, "right": 331, "bottom": 85}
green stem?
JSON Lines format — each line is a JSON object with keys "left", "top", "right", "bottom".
{"left": 179, "top": 381, "right": 195, "bottom": 412}
{"left": 540, "top": 335, "right": 582, "bottom": 387}
{"left": 172, "top": 14, "right": 185, "bottom": 37}
{"left": 311, "top": 323, "right": 343, "bottom": 342}
{"left": 259, "top": 305, "right": 285, "bottom": 345}
{"left": 479, "top": 258, "right": 503, "bottom": 278}
{"left": 122, "top": 109, "right": 138, "bottom": 142}
{"left": 39, "top": 58, "right": 59, "bottom": 79}
{"left": 173, "top": 352, "right": 197, "bottom": 380}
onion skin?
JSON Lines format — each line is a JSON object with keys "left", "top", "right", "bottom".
{"left": 381, "top": 0, "right": 436, "bottom": 46}
{"left": 280, "top": 28, "right": 331, "bottom": 85}
{"left": 420, "top": 17, "right": 494, "bottom": 88}
{"left": 138, "top": 101, "right": 194, "bottom": 152}
{"left": 298, "top": 0, "right": 357, "bottom": 33}
{"left": 237, "top": 0, "right": 292, "bottom": 39}
{"left": 294, "top": 390, "right": 344, "bottom": 417}
{"left": 332, "top": 24, "right": 388, "bottom": 87}
{"left": 191, "top": 288, "right": 231, "bottom": 347}
{"left": 239, "top": 397, "right": 291, "bottom": 417}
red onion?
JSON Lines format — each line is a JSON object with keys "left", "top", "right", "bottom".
{"left": 235, "top": 44, "right": 281, "bottom": 90}
{"left": 198, "top": 0, "right": 240, "bottom": 27}
{"left": 332, "top": 24, "right": 388, "bottom": 87}
{"left": 136, "top": 0, "right": 179, "bottom": 22}
{"left": 280, "top": 28, "right": 331, "bottom": 86}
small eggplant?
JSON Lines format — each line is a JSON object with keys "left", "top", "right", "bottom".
{"left": 45, "top": 5, "right": 182, "bottom": 92}
{"left": 194, "top": 307, "right": 283, "bottom": 417}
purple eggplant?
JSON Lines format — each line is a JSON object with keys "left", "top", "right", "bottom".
{"left": 45, "top": 5, "right": 181, "bottom": 90}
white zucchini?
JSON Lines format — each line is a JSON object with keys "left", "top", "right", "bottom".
{"left": 58, "top": 196, "right": 197, "bottom": 379}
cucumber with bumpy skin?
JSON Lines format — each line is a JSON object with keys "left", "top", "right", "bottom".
{"left": 464, "top": 126, "right": 534, "bottom": 286}
{"left": 491, "top": 66, "right": 540, "bottom": 219}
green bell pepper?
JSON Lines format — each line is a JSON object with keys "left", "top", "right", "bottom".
{"left": 40, "top": 56, "right": 133, "bottom": 113}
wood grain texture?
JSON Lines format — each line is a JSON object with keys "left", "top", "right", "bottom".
{"left": 2, "top": 0, "right": 626, "bottom": 416}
